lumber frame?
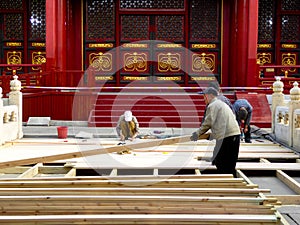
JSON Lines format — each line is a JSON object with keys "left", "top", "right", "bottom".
{"left": 0, "top": 134, "right": 209, "bottom": 169}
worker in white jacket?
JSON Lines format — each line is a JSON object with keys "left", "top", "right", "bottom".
{"left": 191, "top": 87, "right": 241, "bottom": 177}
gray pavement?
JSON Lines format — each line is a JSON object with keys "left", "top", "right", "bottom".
{"left": 23, "top": 120, "right": 196, "bottom": 139}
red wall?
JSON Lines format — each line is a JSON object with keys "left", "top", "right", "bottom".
{"left": 23, "top": 91, "right": 95, "bottom": 122}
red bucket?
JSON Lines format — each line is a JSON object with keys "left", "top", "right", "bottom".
{"left": 57, "top": 126, "right": 68, "bottom": 139}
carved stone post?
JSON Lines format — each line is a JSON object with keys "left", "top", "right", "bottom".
{"left": 0, "top": 87, "right": 4, "bottom": 145}
{"left": 272, "top": 77, "right": 285, "bottom": 133}
{"left": 289, "top": 82, "right": 300, "bottom": 147}
{"left": 8, "top": 75, "right": 23, "bottom": 139}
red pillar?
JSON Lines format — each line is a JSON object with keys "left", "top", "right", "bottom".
{"left": 45, "top": 0, "right": 57, "bottom": 71}
{"left": 230, "top": 0, "right": 259, "bottom": 87}
{"left": 247, "top": 0, "right": 259, "bottom": 86}
{"left": 46, "top": 0, "right": 67, "bottom": 86}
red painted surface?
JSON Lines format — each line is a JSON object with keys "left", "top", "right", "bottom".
{"left": 46, "top": 0, "right": 57, "bottom": 72}
{"left": 46, "top": 0, "right": 83, "bottom": 87}
{"left": 235, "top": 92, "right": 272, "bottom": 128}
{"left": 247, "top": 0, "right": 259, "bottom": 86}
{"left": 88, "top": 93, "right": 236, "bottom": 128}
{"left": 22, "top": 91, "right": 94, "bottom": 122}
{"left": 228, "top": 0, "right": 259, "bottom": 87}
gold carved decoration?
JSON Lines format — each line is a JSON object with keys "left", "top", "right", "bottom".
{"left": 95, "top": 76, "right": 114, "bottom": 81}
{"left": 89, "top": 43, "right": 114, "bottom": 48}
{"left": 32, "top": 42, "right": 45, "bottom": 47}
{"left": 7, "top": 51, "right": 22, "bottom": 71}
{"left": 191, "top": 76, "right": 216, "bottom": 81}
{"left": 158, "top": 53, "right": 181, "bottom": 72}
{"left": 257, "top": 44, "right": 272, "bottom": 48}
{"left": 6, "top": 42, "right": 22, "bottom": 47}
{"left": 122, "top": 43, "right": 148, "bottom": 48}
{"left": 156, "top": 76, "right": 181, "bottom": 81}
{"left": 32, "top": 51, "right": 46, "bottom": 70}
{"left": 284, "top": 113, "right": 289, "bottom": 125}
{"left": 123, "top": 76, "right": 148, "bottom": 81}
{"left": 277, "top": 112, "right": 283, "bottom": 123}
{"left": 157, "top": 44, "right": 182, "bottom": 48}
{"left": 282, "top": 44, "right": 297, "bottom": 49}
{"left": 257, "top": 53, "right": 271, "bottom": 65}
{"left": 295, "top": 114, "right": 300, "bottom": 128}
{"left": 282, "top": 53, "right": 296, "bottom": 72}
{"left": 124, "top": 52, "right": 147, "bottom": 72}
{"left": 89, "top": 52, "right": 112, "bottom": 72}
{"left": 192, "top": 53, "right": 215, "bottom": 72}
{"left": 192, "top": 44, "right": 216, "bottom": 49}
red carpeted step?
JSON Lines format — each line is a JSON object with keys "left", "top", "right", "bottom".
{"left": 88, "top": 92, "right": 235, "bottom": 128}
{"left": 235, "top": 92, "right": 271, "bottom": 128}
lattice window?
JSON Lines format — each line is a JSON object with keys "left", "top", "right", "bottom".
{"left": 0, "top": 0, "right": 23, "bottom": 10}
{"left": 86, "top": 0, "right": 115, "bottom": 40}
{"left": 281, "top": 15, "right": 300, "bottom": 42}
{"left": 4, "top": 14, "right": 23, "bottom": 40}
{"left": 156, "top": 16, "right": 184, "bottom": 41}
{"left": 29, "top": 0, "right": 46, "bottom": 40}
{"left": 121, "top": 15, "right": 149, "bottom": 40}
{"left": 190, "top": 0, "right": 219, "bottom": 42}
{"left": 258, "top": 0, "right": 275, "bottom": 42}
{"left": 282, "top": 0, "right": 300, "bottom": 10}
{"left": 120, "top": 0, "right": 184, "bottom": 9}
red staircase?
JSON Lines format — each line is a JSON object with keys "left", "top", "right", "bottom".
{"left": 88, "top": 92, "right": 236, "bottom": 128}
{"left": 235, "top": 92, "right": 272, "bottom": 128}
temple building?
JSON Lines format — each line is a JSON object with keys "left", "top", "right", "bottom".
{"left": 0, "top": 0, "right": 299, "bottom": 123}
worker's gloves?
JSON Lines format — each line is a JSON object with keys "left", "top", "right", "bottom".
{"left": 190, "top": 132, "right": 199, "bottom": 141}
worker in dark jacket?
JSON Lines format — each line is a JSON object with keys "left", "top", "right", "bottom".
{"left": 233, "top": 99, "right": 253, "bottom": 143}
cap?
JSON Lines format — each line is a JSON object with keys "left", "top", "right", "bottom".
{"left": 201, "top": 87, "right": 218, "bottom": 96}
{"left": 124, "top": 110, "right": 133, "bottom": 121}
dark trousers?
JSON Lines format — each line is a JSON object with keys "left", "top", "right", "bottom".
{"left": 212, "top": 135, "right": 240, "bottom": 177}
{"left": 244, "top": 124, "right": 251, "bottom": 142}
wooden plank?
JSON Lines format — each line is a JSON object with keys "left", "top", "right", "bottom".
{"left": 0, "top": 134, "right": 209, "bottom": 169}
{"left": 17, "top": 163, "right": 41, "bottom": 178}
{"left": 0, "top": 178, "right": 251, "bottom": 188}
{"left": 0, "top": 174, "right": 233, "bottom": 181}
{"left": 269, "top": 195, "right": 300, "bottom": 205}
{"left": 0, "top": 205, "right": 275, "bottom": 215}
{"left": 0, "top": 187, "right": 270, "bottom": 196}
{"left": 0, "top": 214, "right": 280, "bottom": 224}
{"left": 197, "top": 152, "right": 299, "bottom": 160}
{"left": 276, "top": 170, "right": 300, "bottom": 195}
{"left": 0, "top": 195, "right": 275, "bottom": 204}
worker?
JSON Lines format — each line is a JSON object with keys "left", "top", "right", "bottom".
{"left": 116, "top": 110, "right": 139, "bottom": 144}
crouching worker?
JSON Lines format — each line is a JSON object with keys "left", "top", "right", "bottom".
{"left": 190, "top": 87, "right": 241, "bottom": 177}
{"left": 116, "top": 111, "right": 139, "bottom": 144}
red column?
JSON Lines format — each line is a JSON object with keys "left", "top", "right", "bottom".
{"left": 230, "top": 0, "right": 259, "bottom": 87}
{"left": 46, "top": 0, "right": 67, "bottom": 86}
{"left": 247, "top": 0, "right": 259, "bottom": 86}
{"left": 45, "top": 0, "right": 57, "bottom": 71}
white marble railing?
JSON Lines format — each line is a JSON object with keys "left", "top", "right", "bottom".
{"left": 0, "top": 75, "right": 23, "bottom": 145}
{"left": 272, "top": 77, "right": 300, "bottom": 152}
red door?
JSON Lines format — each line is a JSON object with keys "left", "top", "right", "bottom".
{"left": 84, "top": 0, "right": 222, "bottom": 87}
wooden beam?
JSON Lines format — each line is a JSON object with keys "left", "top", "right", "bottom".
{"left": 0, "top": 187, "right": 270, "bottom": 196}
{"left": 276, "top": 170, "right": 300, "bottom": 195}
{"left": 0, "top": 214, "right": 279, "bottom": 224}
{"left": 17, "top": 163, "right": 41, "bottom": 178}
{"left": 0, "top": 134, "right": 209, "bottom": 169}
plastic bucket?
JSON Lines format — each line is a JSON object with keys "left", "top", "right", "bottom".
{"left": 57, "top": 126, "right": 68, "bottom": 139}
